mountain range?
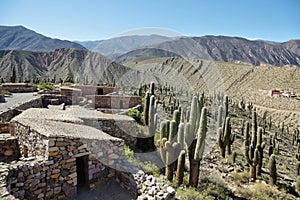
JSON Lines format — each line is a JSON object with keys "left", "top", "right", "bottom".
{"left": 0, "top": 25, "right": 300, "bottom": 85}
{"left": 76, "top": 34, "right": 174, "bottom": 59}
{"left": 116, "top": 36, "right": 300, "bottom": 66}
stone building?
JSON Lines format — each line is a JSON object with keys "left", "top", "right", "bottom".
{"left": 0, "top": 83, "right": 37, "bottom": 93}
{"left": 0, "top": 106, "right": 138, "bottom": 199}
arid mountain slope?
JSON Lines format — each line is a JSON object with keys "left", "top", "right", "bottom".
{"left": 121, "top": 36, "right": 300, "bottom": 66}
{"left": 0, "top": 49, "right": 128, "bottom": 84}
{"left": 0, "top": 25, "right": 86, "bottom": 51}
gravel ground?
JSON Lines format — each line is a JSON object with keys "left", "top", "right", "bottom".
{"left": 75, "top": 179, "right": 134, "bottom": 200}
{"left": 0, "top": 93, "right": 37, "bottom": 112}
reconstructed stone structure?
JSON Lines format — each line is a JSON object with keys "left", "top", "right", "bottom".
{"left": 0, "top": 106, "right": 175, "bottom": 199}
{"left": 0, "top": 85, "right": 175, "bottom": 200}
{"left": 0, "top": 83, "right": 37, "bottom": 93}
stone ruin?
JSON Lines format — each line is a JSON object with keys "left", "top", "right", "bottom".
{"left": 0, "top": 85, "right": 175, "bottom": 200}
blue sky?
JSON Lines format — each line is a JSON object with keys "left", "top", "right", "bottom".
{"left": 0, "top": 0, "right": 299, "bottom": 42}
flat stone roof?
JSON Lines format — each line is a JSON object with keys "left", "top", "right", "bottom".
{"left": 11, "top": 106, "right": 134, "bottom": 140}
{"left": 14, "top": 106, "right": 135, "bottom": 122}
{"left": 13, "top": 118, "right": 120, "bottom": 140}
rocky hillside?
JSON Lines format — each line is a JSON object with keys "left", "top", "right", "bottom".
{"left": 0, "top": 26, "right": 86, "bottom": 51}
{"left": 0, "top": 48, "right": 128, "bottom": 84}
{"left": 119, "top": 36, "right": 300, "bottom": 67}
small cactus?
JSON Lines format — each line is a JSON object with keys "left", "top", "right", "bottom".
{"left": 269, "top": 154, "right": 277, "bottom": 185}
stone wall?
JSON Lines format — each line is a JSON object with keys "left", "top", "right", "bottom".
{"left": 0, "top": 97, "right": 42, "bottom": 123}
{"left": 0, "top": 134, "right": 20, "bottom": 162}
{"left": 87, "top": 95, "right": 142, "bottom": 109}
{"left": 0, "top": 109, "right": 22, "bottom": 123}
{"left": 14, "top": 97, "right": 42, "bottom": 111}
{"left": 0, "top": 84, "right": 37, "bottom": 93}
{"left": 83, "top": 119, "right": 139, "bottom": 149}
{"left": 73, "top": 85, "right": 116, "bottom": 96}
{"left": 11, "top": 121, "right": 47, "bottom": 158}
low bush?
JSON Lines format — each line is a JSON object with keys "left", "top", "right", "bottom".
{"left": 37, "top": 83, "right": 57, "bottom": 91}
{"left": 128, "top": 108, "right": 143, "bottom": 124}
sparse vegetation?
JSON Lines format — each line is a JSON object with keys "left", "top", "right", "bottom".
{"left": 128, "top": 108, "right": 142, "bottom": 124}
{"left": 37, "top": 83, "right": 57, "bottom": 91}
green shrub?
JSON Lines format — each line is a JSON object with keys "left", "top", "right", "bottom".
{"left": 176, "top": 187, "right": 213, "bottom": 200}
{"left": 124, "top": 145, "right": 160, "bottom": 176}
{"left": 128, "top": 108, "right": 142, "bottom": 124}
{"left": 37, "top": 83, "right": 57, "bottom": 91}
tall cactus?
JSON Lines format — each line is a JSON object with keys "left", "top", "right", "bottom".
{"left": 165, "top": 141, "right": 174, "bottom": 181}
{"left": 189, "top": 96, "right": 199, "bottom": 138}
{"left": 176, "top": 150, "right": 186, "bottom": 186}
{"left": 269, "top": 135, "right": 275, "bottom": 157}
{"left": 189, "top": 107, "right": 207, "bottom": 188}
{"left": 252, "top": 110, "right": 258, "bottom": 145}
{"left": 148, "top": 95, "right": 156, "bottom": 150}
{"left": 218, "top": 117, "right": 233, "bottom": 157}
{"left": 292, "top": 128, "right": 299, "bottom": 145}
{"left": 224, "top": 95, "right": 229, "bottom": 118}
{"left": 241, "top": 119, "right": 245, "bottom": 136}
{"left": 244, "top": 121, "right": 260, "bottom": 180}
{"left": 296, "top": 144, "right": 300, "bottom": 175}
{"left": 150, "top": 81, "right": 155, "bottom": 96}
{"left": 217, "top": 105, "right": 223, "bottom": 133}
{"left": 256, "top": 127, "right": 266, "bottom": 176}
{"left": 173, "top": 109, "right": 181, "bottom": 127}
{"left": 296, "top": 176, "right": 300, "bottom": 196}
{"left": 177, "top": 123, "right": 185, "bottom": 150}
{"left": 165, "top": 120, "right": 178, "bottom": 181}
{"left": 143, "top": 92, "right": 150, "bottom": 125}
{"left": 184, "top": 123, "right": 192, "bottom": 149}
{"left": 269, "top": 154, "right": 277, "bottom": 185}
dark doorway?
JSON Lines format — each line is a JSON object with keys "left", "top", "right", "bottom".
{"left": 119, "top": 100, "right": 124, "bottom": 109}
{"left": 97, "top": 88, "right": 104, "bottom": 95}
{"left": 23, "top": 145, "right": 28, "bottom": 158}
{"left": 76, "top": 156, "right": 89, "bottom": 191}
